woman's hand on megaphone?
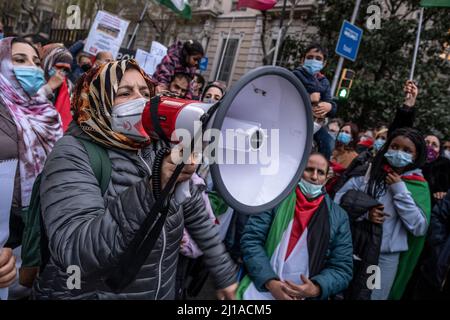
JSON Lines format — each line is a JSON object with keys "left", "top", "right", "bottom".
{"left": 161, "top": 147, "right": 198, "bottom": 190}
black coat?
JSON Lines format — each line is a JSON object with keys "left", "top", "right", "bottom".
{"left": 339, "top": 190, "right": 382, "bottom": 300}
{"left": 423, "top": 157, "right": 450, "bottom": 205}
{"left": 420, "top": 190, "right": 450, "bottom": 293}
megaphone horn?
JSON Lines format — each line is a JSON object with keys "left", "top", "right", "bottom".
{"left": 142, "top": 66, "right": 313, "bottom": 214}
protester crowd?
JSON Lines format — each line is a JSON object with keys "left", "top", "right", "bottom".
{"left": 0, "top": 33, "right": 449, "bottom": 301}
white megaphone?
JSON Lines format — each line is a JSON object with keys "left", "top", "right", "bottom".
{"left": 142, "top": 66, "right": 313, "bottom": 214}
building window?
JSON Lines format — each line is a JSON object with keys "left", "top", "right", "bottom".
{"left": 215, "top": 38, "right": 239, "bottom": 84}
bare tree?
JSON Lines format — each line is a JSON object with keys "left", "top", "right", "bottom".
{"left": 259, "top": 0, "right": 302, "bottom": 65}
{"left": 0, "top": 0, "right": 21, "bottom": 30}
{"left": 20, "top": 0, "right": 56, "bottom": 34}
{"left": 141, "top": 0, "right": 200, "bottom": 46}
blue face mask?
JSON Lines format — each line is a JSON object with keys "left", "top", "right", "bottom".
{"left": 0, "top": 33, "right": 4, "bottom": 40}
{"left": 337, "top": 132, "right": 352, "bottom": 145}
{"left": 13, "top": 66, "right": 46, "bottom": 97}
{"left": 303, "top": 59, "right": 323, "bottom": 75}
{"left": 298, "top": 178, "right": 324, "bottom": 199}
{"left": 384, "top": 149, "right": 413, "bottom": 168}
{"left": 373, "top": 138, "right": 385, "bottom": 151}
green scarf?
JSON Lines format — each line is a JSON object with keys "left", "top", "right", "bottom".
{"left": 389, "top": 177, "right": 431, "bottom": 300}
{"left": 208, "top": 191, "right": 229, "bottom": 217}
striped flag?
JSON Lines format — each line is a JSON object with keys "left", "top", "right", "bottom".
{"left": 158, "top": 0, "right": 192, "bottom": 19}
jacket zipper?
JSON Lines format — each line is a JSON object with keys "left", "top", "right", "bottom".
{"left": 137, "top": 149, "right": 166, "bottom": 299}
{"left": 155, "top": 226, "right": 166, "bottom": 299}
{"left": 137, "top": 149, "right": 152, "bottom": 176}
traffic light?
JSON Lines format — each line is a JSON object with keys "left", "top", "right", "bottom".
{"left": 336, "top": 68, "right": 355, "bottom": 99}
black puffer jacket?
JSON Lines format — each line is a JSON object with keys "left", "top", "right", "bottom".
{"left": 32, "top": 124, "right": 236, "bottom": 299}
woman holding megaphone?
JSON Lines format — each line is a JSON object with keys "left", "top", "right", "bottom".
{"left": 32, "top": 59, "right": 237, "bottom": 300}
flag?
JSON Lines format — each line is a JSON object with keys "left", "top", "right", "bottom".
{"left": 54, "top": 79, "right": 72, "bottom": 132}
{"left": 238, "top": 0, "right": 277, "bottom": 11}
{"left": 158, "top": 0, "right": 191, "bottom": 19}
{"left": 389, "top": 176, "right": 431, "bottom": 300}
{"left": 420, "top": 0, "right": 450, "bottom": 7}
{"left": 237, "top": 191, "right": 297, "bottom": 300}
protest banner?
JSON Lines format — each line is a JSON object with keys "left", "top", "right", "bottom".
{"left": 84, "top": 10, "right": 130, "bottom": 59}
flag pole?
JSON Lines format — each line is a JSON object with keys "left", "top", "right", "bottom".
{"left": 272, "top": 0, "right": 288, "bottom": 66}
{"left": 216, "top": 16, "right": 235, "bottom": 81}
{"left": 330, "top": 0, "right": 362, "bottom": 96}
{"left": 127, "top": 1, "right": 150, "bottom": 49}
{"left": 409, "top": 7, "right": 424, "bottom": 80}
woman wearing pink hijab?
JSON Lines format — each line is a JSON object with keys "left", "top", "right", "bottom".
{"left": 0, "top": 37, "right": 62, "bottom": 297}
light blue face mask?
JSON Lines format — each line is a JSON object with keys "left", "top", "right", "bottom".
{"left": 373, "top": 138, "right": 385, "bottom": 151}
{"left": 298, "top": 178, "right": 324, "bottom": 199}
{"left": 0, "top": 33, "right": 4, "bottom": 40}
{"left": 303, "top": 59, "right": 323, "bottom": 75}
{"left": 203, "top": 98, "right": 218, "bottom": 104}
{"left": 337, "top": 132, "right": 352, "bottom": 145}
{"left": 384, "top": 149, "right": 413, "bottom": 168}
{"left": 13, "top": 66, "right": 46, "bottom": 97}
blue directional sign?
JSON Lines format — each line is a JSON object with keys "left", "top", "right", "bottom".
{"left": 199, "top": 57, "right": 208, "bottom": 71}
{"left": 335, "top": 20, "right": 363, "bottom": 62}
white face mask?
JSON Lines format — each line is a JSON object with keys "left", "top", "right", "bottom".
{"left": 444, "top": 150, "right": 450, "bottom": 160}
{"left": 111, "top": 98, "right": 150, "bottom": 142}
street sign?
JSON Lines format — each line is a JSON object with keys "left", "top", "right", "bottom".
{"left": 199, "top": 57, "right": 208, "bottom": 71}
{"left": 335, "top": 20, "right": 363, "bottom": 62}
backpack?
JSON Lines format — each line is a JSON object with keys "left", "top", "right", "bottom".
{"left": 20, "top": 137, "right": 112, "bottom": 278}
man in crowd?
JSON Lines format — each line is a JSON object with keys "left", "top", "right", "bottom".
{"left": 168, "top": 73, "right": 191, "bottom": 98}
{"left": 93, "top": 51, "right": 114, "bottom": 68}
{"left": 444, "top": 141, "right": 450, "bottom": 160}
{"left": 68, "top": 39, "right": 93, "bottom": 84}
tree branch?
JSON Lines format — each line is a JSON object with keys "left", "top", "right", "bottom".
{"left": 260, "top": 11, "right": 269, "bottom": 65}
